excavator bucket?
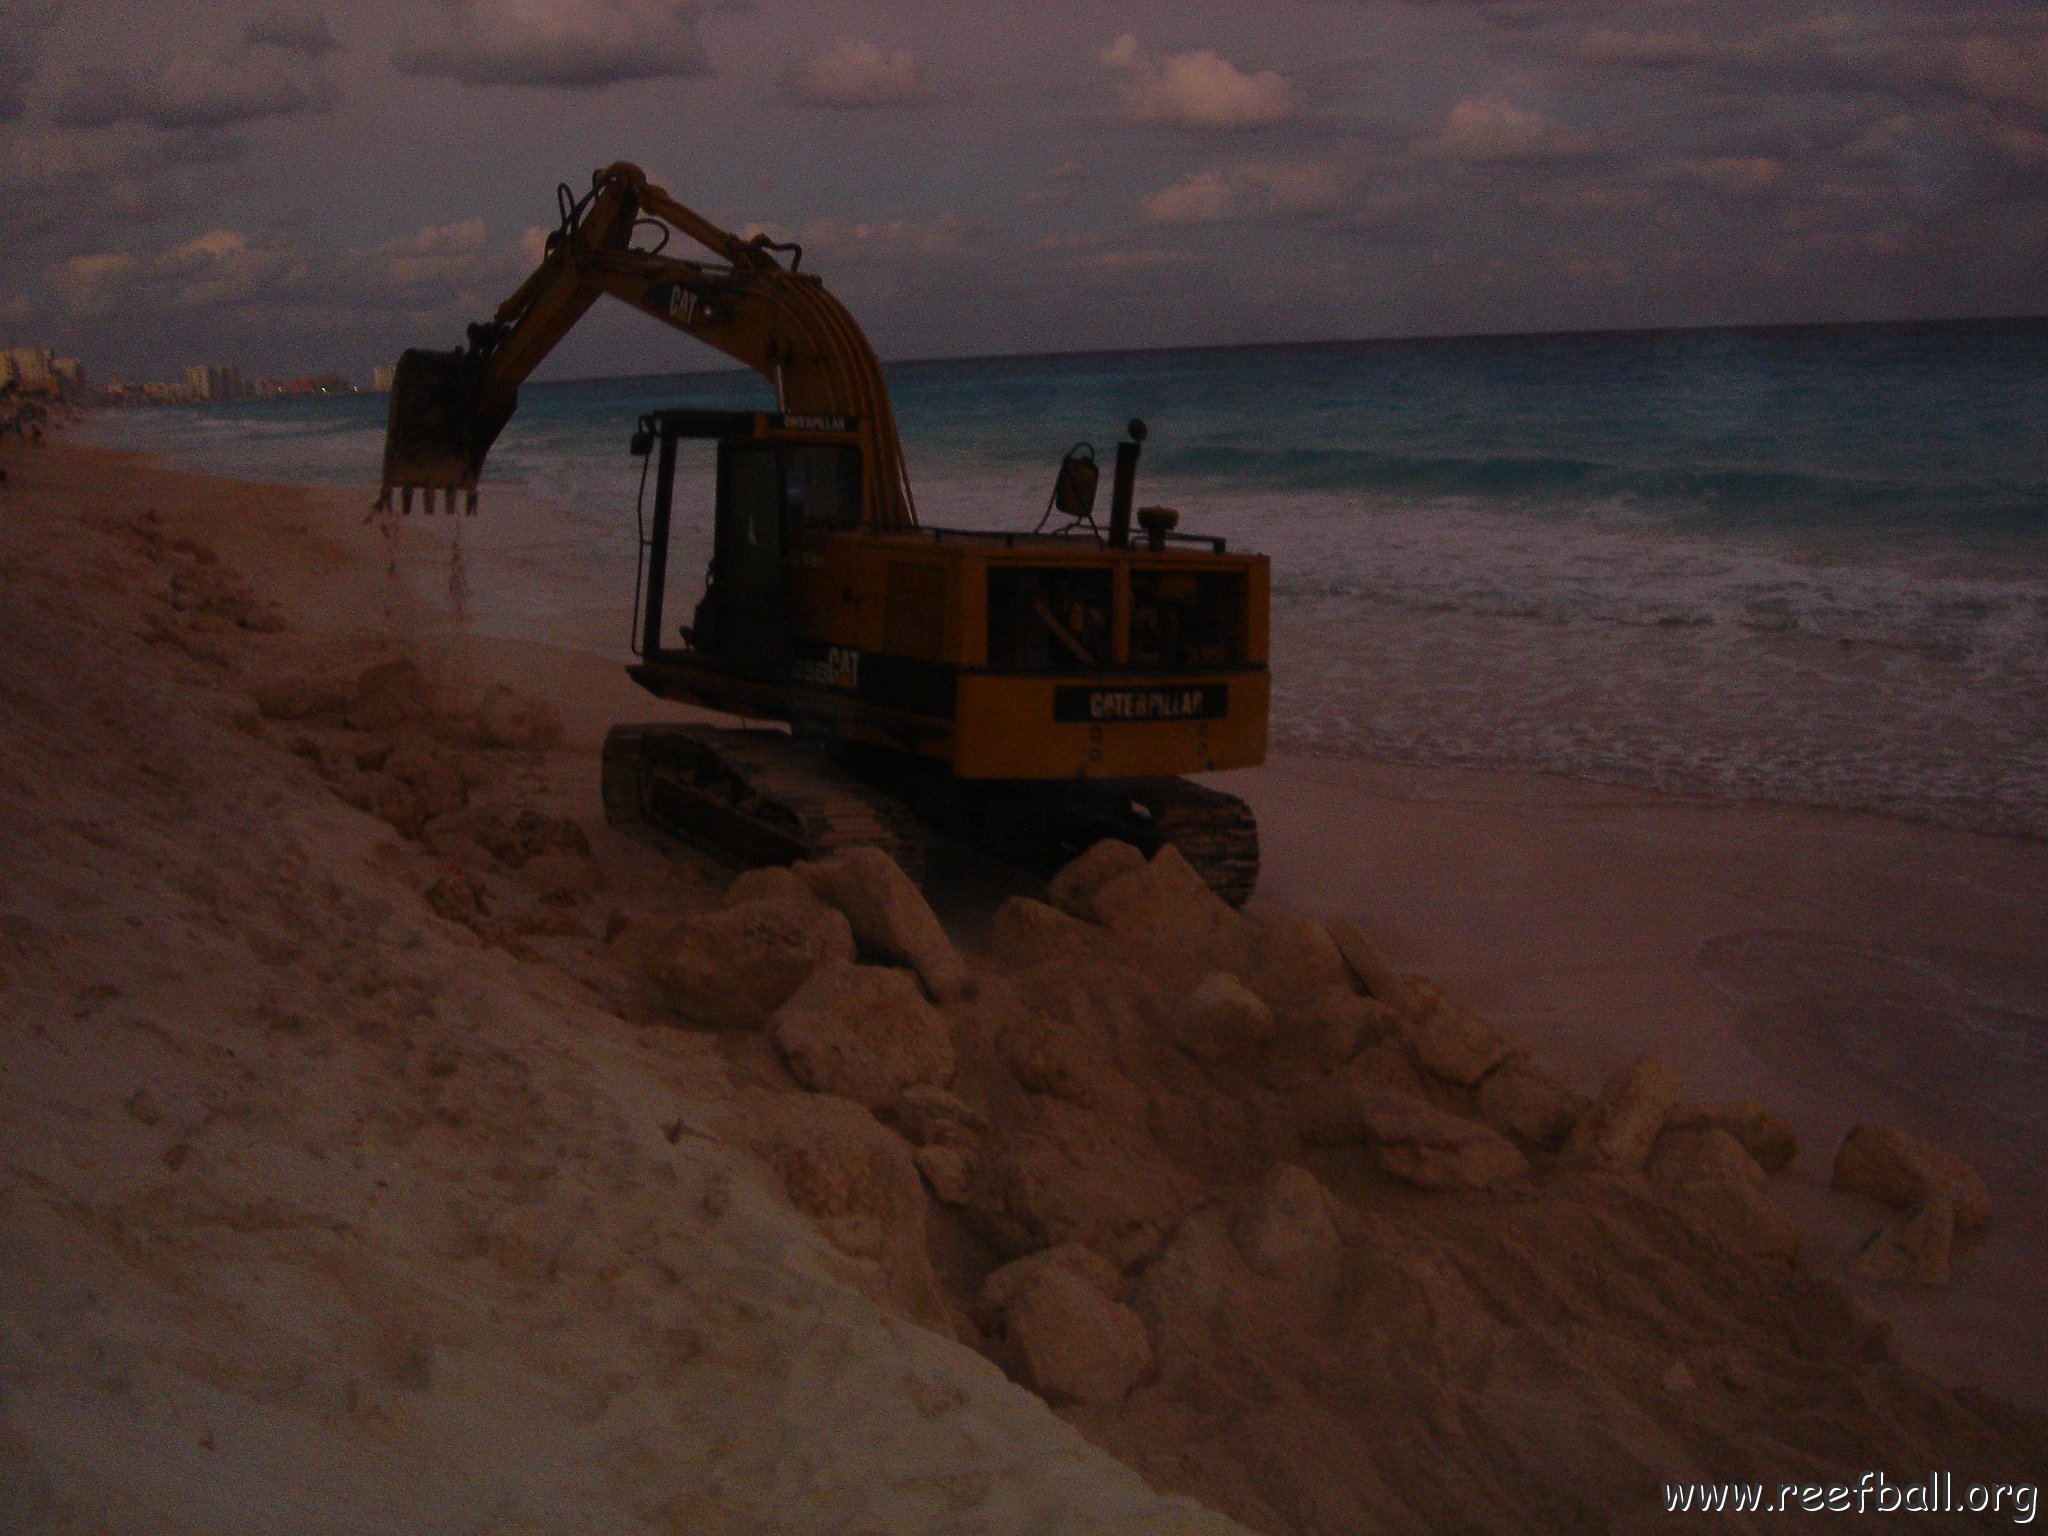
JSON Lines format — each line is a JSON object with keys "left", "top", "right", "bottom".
{"left": 377, "top": 347, "right": 517, "bottom": 513}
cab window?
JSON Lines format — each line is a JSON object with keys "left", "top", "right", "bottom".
{"left": 781, "top": 443, "right": 861, "bottom": 529}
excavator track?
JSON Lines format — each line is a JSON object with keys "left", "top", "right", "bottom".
{"left": 825, "top": 745, "right": 1260, "bottom": 907}
{"left": 1129, "top": 777, "right": 1260, "bottom": 910}
{"left": 603, "top": 724, "right": 925, "bottom": 882}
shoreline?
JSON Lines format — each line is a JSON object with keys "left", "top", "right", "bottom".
{"left": 78, "top": 407, "right": 2048, "bottom": 849}
{"left": 32, "top": 438, "right": 2048, "bottom": 1409}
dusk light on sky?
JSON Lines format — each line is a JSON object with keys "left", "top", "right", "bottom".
{"left": 3, "top": 0, "right": 2045, "bottom": 381}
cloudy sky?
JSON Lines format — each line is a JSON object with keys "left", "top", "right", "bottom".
{"left": 2, "top": 0, "right": 2045, "bottom": 383}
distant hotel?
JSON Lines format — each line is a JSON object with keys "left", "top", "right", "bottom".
{"left": 185, "top": 362, "right": 246, "bottom": 402}
{"left": 1, "top": 345, "right": 86, "bottom": 396}
{"left": 373, "top": 364, "right": 397, "bottom": 392}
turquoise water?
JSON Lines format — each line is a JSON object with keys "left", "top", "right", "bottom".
{"left": 88, "top": 319, "right": 2048, "bottom": 837}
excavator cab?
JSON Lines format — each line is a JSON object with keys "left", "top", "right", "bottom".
{"left": 632, "top": 409, "right": 864, "bottom": 680}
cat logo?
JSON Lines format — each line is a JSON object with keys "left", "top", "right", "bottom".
{"left": 792, "top": 645, "right": 860, "bottom": 690}
{"left": 658, "top": 284, "right": 700, "bottom": 325}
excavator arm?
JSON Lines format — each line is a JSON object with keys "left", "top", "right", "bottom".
{"left": 378, "top": 162, "right": 917, "bottom": 530}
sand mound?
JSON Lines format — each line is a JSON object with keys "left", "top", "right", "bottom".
{"left": 2, "top": 448, "right": 2041, "bottom": 1532}
{"left": 0, "top": 454, "right": 1237, "bottom": 1534}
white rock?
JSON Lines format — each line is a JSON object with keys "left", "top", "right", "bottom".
{"left": 1405, "top": 1005, "right": 1519, "bottom": 1087}
{"left": 655, "top": 898, "right": 856, "bottom": 1029}
{"left": 1089, "top": 845, "right": 1252, "bottom": 976}
{"left": 1043, "top": 839, "right": 1146, "bottom": 921}
{"left": 474, "top": 683, "right": 564, "bottom": 750}
{"left": 1324, "top": 918, "right": 1432, "bottom": 1021}
{"left": 798, "top": 847, "right": 971, "bottom": 1003}
{"left": 981, "top": 1251, "right": 1153, "bottom": 1407}
{"left": 1175, "top": 972, "right": 1277, "bottom": 1062}
{"left": 1563, "top": 1057, "right": 1683, "bottom": 1170}
{"left": 1230, "top": 1164, "right": 1341, "bottom": 1280}
{"left": 770, "top": 961, "right": 956, "bottom": 1110}
{"left": 1832, "top": 1123, "right": 1991, "bottom": 1230}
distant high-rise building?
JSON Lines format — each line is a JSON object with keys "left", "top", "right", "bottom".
{"left": 6, "top": 346, "right": 56, "bottom": 392}
{"left": 373, "top": 364, "right": 397, "bottom": 392}
{"left": 183, "top": 363, "right": 247, "bottom": 402}
{"left": 52, "top": 358, "right": 86, "bottom": 390}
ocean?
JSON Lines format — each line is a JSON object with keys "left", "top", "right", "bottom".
{"left": 86, "top": 319, "right": 2048, "bottom": 840}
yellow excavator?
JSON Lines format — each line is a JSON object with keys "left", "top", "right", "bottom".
{"left": 379, "top": 162, "right": 1269, "bottom": 901}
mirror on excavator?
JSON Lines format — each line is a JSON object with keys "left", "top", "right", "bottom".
{"left": 1052, "top": 447, "right": 1099, "bottom": 519}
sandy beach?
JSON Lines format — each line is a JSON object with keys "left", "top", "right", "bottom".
{"left": 3, "top": 437, "right": 2042, "bottom": 1531}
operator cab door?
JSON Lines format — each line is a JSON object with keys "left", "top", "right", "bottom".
{"left": 710, "top": 441, "right": 791, "bottom": 680}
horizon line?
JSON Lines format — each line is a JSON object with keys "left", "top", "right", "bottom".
{"left": 527, "top": 309, "right": 2048, "bottom": 388}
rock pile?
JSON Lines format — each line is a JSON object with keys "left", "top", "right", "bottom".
{"left": 597, "top": 834, "right": 2034, "bottom": 1533}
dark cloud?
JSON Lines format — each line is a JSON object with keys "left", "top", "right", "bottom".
{"left": 393, "top": 0, "right": 715, "bottom": 90}
{"left": 242, "top": 10, "right": 340, "bottom": 62}
{"left": 0, "top": 0, "right": 62, "bottom": 123}
{"left": 48, "top": 20, "right": 339, "bottom": 133}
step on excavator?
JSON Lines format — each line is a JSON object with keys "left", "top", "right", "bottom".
{"left": 379, "top": 163, "right": 1268, "bottom": 903}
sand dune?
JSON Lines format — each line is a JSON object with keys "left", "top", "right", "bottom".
{"left": 1, "top": 442, "right": 2041, "bottom": 1532}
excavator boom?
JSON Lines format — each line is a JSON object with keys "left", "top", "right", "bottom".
{"left": 377, "top": 162, "right": 916, "bottom": 529}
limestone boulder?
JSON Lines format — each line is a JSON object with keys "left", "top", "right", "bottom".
{"left": 747, "top": 1090, "right": 950, "bottom": 1327}
{"left": 1668, "top": 1101, "right": 1799, "bottom": 1174}
{"left": 467, "top": 807, "right": 592, "bottom": 868}
{"left": 724, "top": 864, "right": 827, "bottom": 910}
{"left": 987, "top": 897, "right": 1118, "bottom": 972}
{"left": 474, "top": 682, "right": 564, "bottom": 750}
{"left": 999, "top": 1005, "right": 1135, "bottom": 1112}
{"left": 1261, "top": 988, "right": 1399, "bottom": 1089}
{"left": 1473, "top": 1057, "right": 1579, "bottom": 1150}
{"left": 913, "top": 1145, "right": 975, "bottom": 1206}
{"left": 1231, "top": 1164, "right": 1342, "bottom": 1281}
{"left": 1243, "top": 913, "right": 1355, "bottom": 1013}
{"left": 981, "top": 1241, "right": 1122, "bottom": 1311}
{"left": 253, "top": 671, "right": 346, "bottom": 722}
{"left": 424, "top": 866, "right": 487, "bottom": 926}
{"left": 1848, "top": 1194, "right": 1955, "bottom": 1287}
{"left": 1174, "top": 971, "right": 1277, "bottom": 1062}
{"left": 1405, "top": 1005, "right": 1519, "bottom": 1087}
{"left": 384, "top": 738, "right": 468, "bottom": 820}
{"left": 1648, "top": 1126, "right": 1766, "bottom": 1192}
{"left": 1563, "top": 1056, "right": 1683, "bottom": 1170}
{"left": 883, "top": 1084, "right": 987, "bottom": 1149}
{"left": 770, "top": 961, "right": 956, "bottom": 1111}
{"left": 797, "top": 846, "right": 971, "bottom": 1003}
{"left": 980, "top": 1248, "right": 1153, "bottom": 1407}
{"left": 1287, "top": 1048, "right": 1429, "bottom": 1142}
{"left": 965, "top": 1107, "right": 1193, "bottom": 1266}
{"left": 1089, "top": 845, "right": 1252, "bottom": 977}
{"left": 1324, "top": 918, "right": 1432, "bottom": 1022}
{"left": 347, "top": 657, "right": 434, "bottom": 731}
{"left": 1131, "top": 1209, "right": 1250, "bottom": 1364}
{"left": 653, "top": 898, "right": 856, "bottom": 1029}
{"left": 518, "top": 851, "right": 604, "bottom": 901}
{"left": 1674, "top": 1176, "right": 1802, "bottom": 1263}
{"left": 1292, "top": 1075, "right": 1528, "bottom": 1188}
{"left": 1832, "top": 1123, "right": 1990, "bottom": 1230}
{"left": 1044, "top": 839, "right": 1146, "bottom": 921}
{"left": 1368, "top": 1107, "right": 1530, "bottom": 1191}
